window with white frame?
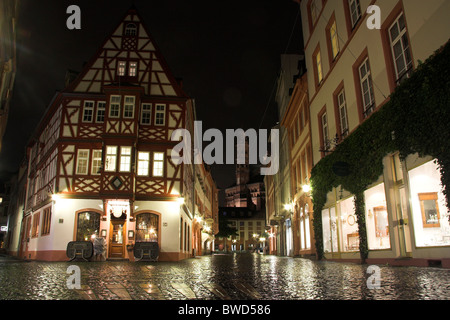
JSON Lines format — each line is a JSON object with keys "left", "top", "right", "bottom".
{"left": 91, "top": 149, "right": 102, "bottom": 175}
{"left": 141, "top": 103, "right": 152, "bottom": 125}
{"left": 137, "top": 152, "right": 150, "bottom": 176}
{"left": 155, "top": 104, "right": 165, "bottom": 126}
{"left": 76, "top": 149, "right": 89, "bottom": 175}
{"left": 389, "top": 13, "right": 413, "bottom": 84}
{"left": 337, "top": 89, "right": 349, "bottom": 137}
{"left": 118, "top": 61, "right": 126, "bottom": 76}
{"left": 96, "top": 101, "right": 106, "bottom": 123}
{"left": 110, "top": 95, "right": 121, "bottom": 118}
{"left": 153, "top": 152, "right": 164, "bottom": 177}
{"left": 321, "top": 112, "right": 329, "bottom": 150}
{"left": 348, "top": 0, "right": 362, "bottom": 29}
{"left": 123, "top": 96, "right": 135, "bottom": 118}
{"left": 129, "top": 62, "right": 138, "bottom": 77}
{"left": 120, "top": 147, "right": 132, "bottom": 172}
{"left": 124, "top": 23, "right": 137, "bottom": 36}
{"left": 105, "top": 146, "right": 117, "bottom": 172}
{"left": 359, "top": 57, "right": 375, "bottom": 117}
{"left": 82, "top": 101, "right": 94, "bottom": 122}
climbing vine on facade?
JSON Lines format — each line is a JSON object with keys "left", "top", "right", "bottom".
{"left": 310, "top": 40, "right": 450, "bottom": 262}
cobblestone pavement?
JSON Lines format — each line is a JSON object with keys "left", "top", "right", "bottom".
{"left": 0, "top": 253, "right": 449, "bottom": 300}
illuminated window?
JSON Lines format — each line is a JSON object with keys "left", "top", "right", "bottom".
{"left": 129, "top": 61, "right": 138, "bottom": 77}
{"left": 137, "top": 152, "right": 150, "bottom": 176}
{"left": 120, "top": 147, "right": 132, "bottom": 172}
{"left": 118, "top": 61, "right": 126, "bottom": 76}
{"left": 315, "top": 49, "right": 323, "bottom": 85}
{"left": 91, "top": 149, "right": 102, "bottom": 175}
{"left": 76, "top": 149, "right": 89, "bottom": 175}
{"left": 32, "top": 212, "right": 40, "bottom": 238}
{"left": 141, "top": 103, "right": 152, "bottom": 124}
{"left": 330, "top": 20, "right": 340, "bottom": 60}
{"left": 153, "top": 152, "right": 164, "bottom": 177}
{"left": 41, "top": 207, "right": 52, "bottom": 236}
{"left": 123, "top": 96, "right": 135, "bottom": 118}
{"left": 105, "top": 146, "right": 117, "bottom": 172}
{"left": 136, "top": 213, "right": 159, "bottom": 242}
{"left": 82, "top": 101, "right": 94, "bottom": 122}
{"left": 419, "top": 193, "right": 441, "bottom": 228}
{"left": 76, "top": 212, "right": 100, "bottom": 241}
{"left": 155, "top": 104, "right": 165, "bottom": 126}
{"left": 110, "top": 95, "right": 121, "bottom": 118}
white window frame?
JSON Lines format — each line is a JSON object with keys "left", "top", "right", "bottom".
{"left": 109, "top": 95, "right": 121, "bottom": 118}
{"left": 321, "top": 112, "right": 329, "bottom": 150}
{"left": 91, "top": 149, "right": 102, "bottom": 175}
{"left": 124, "top": 23, "right": 137, "bottom": 36}
{"left": 137, "top": 152, "right": 150, "bottom": 176}
{"left": 348, "top": 0, "right": 362, "bottom": 29}
{"left": 82, "top": 101, "right": 95, "bottom": 123}
{"left": 105, "top": 146, "right": 117, "bottom": 172}
{"left": 153, "top": 152, "right": 164, "bottom": 177}
{"left": 359, "top": 57, "right": 375, "bottom": 116}
{"left": 389, "top": 13, "right": 413, "bottom": 83}
{"left": 120, "top": 147, "right": 132, "bottom": 172}
{"left": 123, "top": 96, "right": 135, "bottom": 119}
{"left": 96, "top": 101, "right": 106, "bottom": 123}
{"left": 141, "top": 103, "right": 152, "bottom": 125}
{"left": 118, "top": 61, "right": 126, "bottom": 76}
{"left": 129, "top": 61, "right": 138, "bottom": 77}
{"left": 76, "top": 149, "right": 90, "bottom": 175}
{"left": 337, "top": 89, "right": 349, "bottom": 137}
{"left": 155, "top": 104, "right": 166, "bottom": 126}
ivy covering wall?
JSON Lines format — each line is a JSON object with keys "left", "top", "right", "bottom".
{"left": 310, "top": 40, "right": 450, "bottom": 261}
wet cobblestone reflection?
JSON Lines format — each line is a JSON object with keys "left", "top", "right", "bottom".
{"left": 0, "top": 253, "right": 449, "bottom": 300}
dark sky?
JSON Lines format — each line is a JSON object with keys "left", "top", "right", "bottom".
{"left": 0, "top": 0, "right": 303, "bottom": 191}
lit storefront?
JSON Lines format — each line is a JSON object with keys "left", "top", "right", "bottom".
{"left": 320, "top": 159, "right": 450, "bottom": 265}
{"left": 408, "top": 161, "right": 450, "bottom": 248}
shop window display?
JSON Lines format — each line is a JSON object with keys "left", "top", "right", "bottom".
{"left": 408, "top": 161, "right": 450, "bottom": 247}
{"left": 322, "top": 207, "right": 338, "bottom": 253}
{"left": 365, "top": 183, "right": 391, "bottom": 250}
{"left": 338, "top": 197, "right": 359, "bottom": 252}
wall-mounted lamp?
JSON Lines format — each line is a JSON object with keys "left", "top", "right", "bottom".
{"left": 302, "top": 184, "right": 311, "bottom": 193}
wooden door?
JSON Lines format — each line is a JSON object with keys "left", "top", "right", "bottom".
{"left": 109, "top": 220, "right": 126, "bottom": 258}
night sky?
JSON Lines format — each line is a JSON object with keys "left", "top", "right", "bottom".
{"left": 0, "top": 0, "right": 303, "bottom": 192}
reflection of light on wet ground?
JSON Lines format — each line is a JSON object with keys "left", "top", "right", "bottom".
{"left": 0, "top": 254, "right": 449, "bottom": 300}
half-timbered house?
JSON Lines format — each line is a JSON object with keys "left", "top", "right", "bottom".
{"left": 18, "top": 6, "right": 218, "bottom": 261}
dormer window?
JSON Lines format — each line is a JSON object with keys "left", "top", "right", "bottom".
{"left": 124, "top": 23, "right": 137, "bottom": 36}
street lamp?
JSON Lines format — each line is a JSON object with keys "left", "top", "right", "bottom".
{"left": 302, "top": 184, "right": 311, "bottom": 193}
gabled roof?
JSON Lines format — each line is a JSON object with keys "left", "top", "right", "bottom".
{"left": 64, "top": 6, "right": 188, "bottom": 98}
